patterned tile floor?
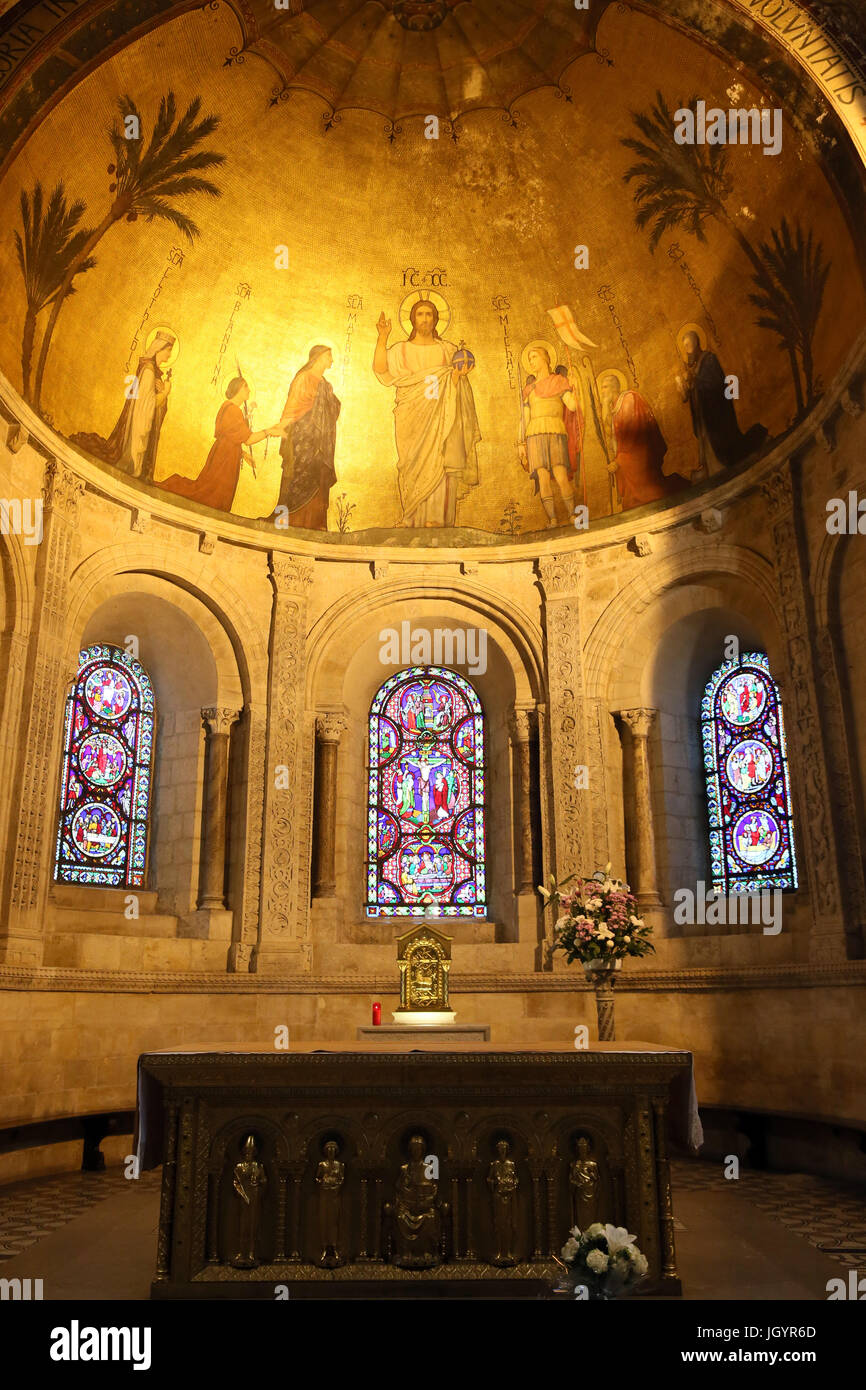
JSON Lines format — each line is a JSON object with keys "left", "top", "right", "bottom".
{"left": 671, "top": 1158, "right": 866, "bottom": 1268}
{"left": 0, "top": 1168, "right": 161, "bottom": 1262}
{"left": 0, "top": 1159, "right": 863, "bottom": 1270}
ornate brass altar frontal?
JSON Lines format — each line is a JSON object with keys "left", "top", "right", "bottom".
{"left": 138, "top": 1047, "right": 689, "bottom": 1297}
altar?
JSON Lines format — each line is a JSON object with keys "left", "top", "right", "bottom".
{"left": 136, "top": 1043, "right": 699, "bottom": 1298}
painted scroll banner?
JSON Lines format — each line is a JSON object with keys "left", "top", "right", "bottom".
{"left": 727, "top": 0, "right": 866, "bottom": 164}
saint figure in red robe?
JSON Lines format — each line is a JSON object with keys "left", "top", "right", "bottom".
{"left": 599, "top": 373, "right": 685, "bottom": 511}
{"left": 159, "top": 378, "right": 286, "bottom": 512}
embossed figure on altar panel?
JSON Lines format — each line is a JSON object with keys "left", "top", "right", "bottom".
{"left": 230, "top": 1134, "right": 269, "bottom": 1269}
{"left": 384, "top": 1134, "right": 449, "bottom": 1268}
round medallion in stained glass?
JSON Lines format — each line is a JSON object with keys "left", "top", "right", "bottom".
{"left": 719, "top": 670, "right": 769, "bottom": 727}
{"left": 78, "top": 732, "right": 127, "bottom": 787}
{"left": 70, "top": 802, "right": 123, "bottom": 858}
{"left": 732, "top": 810, "right": 781, "bottom": 865}
{"left": 725, "top": 739, "right": 773, "bottom": 794}
{"left": 84, "top": 666, "right": 133, "bottom": 720}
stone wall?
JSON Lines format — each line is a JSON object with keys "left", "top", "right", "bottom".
{"left": 1, "top": 336, "right": 866, "bottom": 1176}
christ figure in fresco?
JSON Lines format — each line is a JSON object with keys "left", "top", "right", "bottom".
{"left": 598, "top": 372, "right": 684, "bottom": 510}
{"left": 159, "top": 378, "right": 286, "bottom": 511}
{"left": 373, "top": 300, "right": 481, "bottom": 528}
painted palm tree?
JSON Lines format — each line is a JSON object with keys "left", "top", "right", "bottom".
{"left": 14, "top": 182, "right": 96, "bottom": 401}
{"left": 622, "top": 94, "right": 830, "bottom": 413}
{"left": 748, "top": 218, "right": 830, "bottom": 416}
{"left": 621, "top": 91, "right": 763, "bottom": 276}
{"left": 32, "top": 91, "right": 225, "bottom": 410}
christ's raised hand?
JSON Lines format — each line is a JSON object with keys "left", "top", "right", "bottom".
{"left": 376, "top": 311, "right": 391, "bottom": 339}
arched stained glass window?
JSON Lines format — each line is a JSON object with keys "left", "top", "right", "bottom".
{"left": 367, "top": 666, "right": 487, "bottom": 918}
{"left": 701, "top": 652, "right": 797, "bottom": 894}
{"left": 54, "top": 644, "right": 155, "bottom": 887}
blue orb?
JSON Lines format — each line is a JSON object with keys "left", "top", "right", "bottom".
{"left": 451, "top": 348, "right": 475, "bottom": 372}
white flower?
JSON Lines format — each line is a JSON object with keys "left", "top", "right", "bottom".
{"left": 569, "top": 1226, "right": 582, "bottom": 1238}
{"left": 561, "top": 1237, "right": 579, "bottom": 1260}
{"left": 555, "top": 915, "right": 571, "bottom": 931}
{"left": 604, "top": 1224, "right": 638, "bottom": 1254}
{"left": 538, "top": 885, "right": 551, "bottom": 903}
{"left": 632, "top": 1251, "right": 648, "bottom": 1277}
{"left": 585, "top": 1249, "right": 609, "bottom": 1273}
{"left": 623, "top": 935, "right": 631, "bottom": 943}
{"left": 587, "top": 896, "right": 603, "bottom": 910}
{"left": 584, "top": 1223, "right": 605, "bottom": 1239}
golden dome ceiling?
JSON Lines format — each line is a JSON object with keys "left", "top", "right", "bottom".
{"left": 0, "top": 0, "right": 864, "bottom": 542}
{"left": 232, "top": 0, "right": 605, "bottom": 131}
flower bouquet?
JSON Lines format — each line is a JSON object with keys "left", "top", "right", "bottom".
{"left": 557, "top": 1223, "right": 649, "bottom": 1300}
{"left": 539, "top": 865, "right": 654, "bottom": 1039}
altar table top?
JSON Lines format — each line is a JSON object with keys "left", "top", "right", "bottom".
{"left": 136, "top": 1041, "right": 702, "bottom": 1167}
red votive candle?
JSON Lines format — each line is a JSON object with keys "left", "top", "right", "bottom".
{"left": 372, "top": 1001, "right": 382, "bottom": 1026}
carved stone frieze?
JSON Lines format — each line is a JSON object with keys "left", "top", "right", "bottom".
{"left": 537, "top": 554, "right": 591, "bottom": 880}
{"left": 259, "top": 555, "right": 315, "bottom": 961}
{"left": 5, "top": 460, "right": 85, "bottom": 947}
{"left": 760, "top": 461, "right": 845, "bottom": 955}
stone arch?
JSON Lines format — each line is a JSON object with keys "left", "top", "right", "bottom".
{"left": 63, "top": 543, "right": 269, "bottom": 703}
{"left": 304, "top": 578, "right": 546, "bottom": 948}
{"left": 584, "top": 544, "right": 781, "bottom": 703}
{"left": 49, "top": 547, "right": 269, "bottom": 930}
{"left": 586, "top": 546, "right": 799, "bottom": 936}
{"left": 305, "top": 577, "right": 545, "bottom": 708}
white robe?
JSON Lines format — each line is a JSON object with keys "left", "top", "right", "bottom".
{"left": 376, "top": 338, "right": 480, "bottom": 527}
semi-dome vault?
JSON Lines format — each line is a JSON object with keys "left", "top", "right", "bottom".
{"left": 0, "top": 0, "right": 864, "bottom": 540}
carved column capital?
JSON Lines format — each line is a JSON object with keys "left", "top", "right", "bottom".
{"left": 616, "top": 708, "right": 658, "bottom": 740}
{"left": 508, "top": 707, "right": 537, "bottom": 743}
{"left": 270, "top": 553, "right": 314, "bottom": 593}
{"left": 201, "top": 706, "right": 242, "bottom": 737}
{"left": 760, "top": 460, "right": 793, "bottom": 519}
{"left": 316, "top": 712, "right": 349, "bottom": 744}
{"left": 536, "top": 553, "right": 584, "bottom": 598}
{"left": 42, "top": 458, "right": 85, "bottom": 517}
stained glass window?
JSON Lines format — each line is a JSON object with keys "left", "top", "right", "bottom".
{"left": 54, "top": 645, "right": 155, "bottom": 887}
{"left": 367, "top": 666, "right": 487, "bottom": 917}
{"left": 701, "top": 652, "right": 797, "bottom": 894}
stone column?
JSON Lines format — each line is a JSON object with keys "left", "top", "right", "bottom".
{"left": 537, "top": 556, "right": 591, "bottom": 969}
{"left": 509, "top": 707, "right": 536, "bottom": 893}
{"left": 2, "top": 458, "right": 84, "bottom": 965}
{"left": 615, "top": 708, "right": 661, "bottom": 908}
{"left": 762, "top": 462, "right": 846, "bottom": 961}
{"left": 257, "top": 554, "right": 315, "bottom": 975}
{"left": 536, "top": 556, "right": 591, "bottom": 879}
{"left": 198, "top": 707, "right": 241, "bottom": 909}
{"left": 312, "top": 713, "right": 348, "bottom": 898}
